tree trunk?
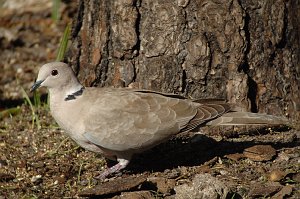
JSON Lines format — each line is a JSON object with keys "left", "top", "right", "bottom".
{"left": 66, "top": 0, "right": 300, "bottom": 121}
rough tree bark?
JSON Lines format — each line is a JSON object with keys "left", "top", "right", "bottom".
{"left": 66, "top": 0, "right": 300, "bottom": 121}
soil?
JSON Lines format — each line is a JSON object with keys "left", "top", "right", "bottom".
{"left": 0, "top": 1, "right": 299, "bottom": 199}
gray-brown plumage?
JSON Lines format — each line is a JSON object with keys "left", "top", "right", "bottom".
{"left": 30, "top": 62, "right": 288, "bottom": 178}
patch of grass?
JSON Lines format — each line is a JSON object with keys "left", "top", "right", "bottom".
{"left": 51, "top": 0, "right": 61, "bottom": 22}
{"left": 77, "top": 161, "right": 84, "bottom": 183}
{"left": 0, "top": 107, "right": 21, "bottom": 120}
{"left": 33, "top": 89, "right": 42, "bottom": 109}
{"left": 23, "top": 194, "right": 39, "bottom": 199}
{"left": 42, "top": 137, "right": 69, "bottom": 156}
{"left": 21, "top": 87, "right": 41, "bottom": 130}
{"left": 56, "top": 22, "right": 71, "bottom": 61}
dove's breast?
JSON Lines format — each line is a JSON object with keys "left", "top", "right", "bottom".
{"left": 49, "top": 92, "right": 109, "bottom": 154}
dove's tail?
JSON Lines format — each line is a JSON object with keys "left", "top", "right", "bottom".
{"left": 206, "top": 112, "right": 289, "bottom": 126}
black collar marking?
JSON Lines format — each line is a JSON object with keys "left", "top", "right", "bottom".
{"left": 65, "top": 87, "right": 85, "bottom": 101}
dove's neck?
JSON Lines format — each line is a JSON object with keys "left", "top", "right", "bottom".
{"left": 48, "top": 79, "right": 83, "bottom": 102}
{"left": 48, "top": 80, "right": 84, "bottom": 121}
{"left": 64, "top": 84, "right": 84, "bottom": 98}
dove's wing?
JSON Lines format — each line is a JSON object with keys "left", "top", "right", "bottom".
{"left": 82, "top": 88, "right": 199, "bottom": 151}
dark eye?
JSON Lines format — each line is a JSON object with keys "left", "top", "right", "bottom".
{"left": 51, "top": 69, "right": 58, "bottom": 76}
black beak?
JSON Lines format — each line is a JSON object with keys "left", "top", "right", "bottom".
{"left": 30, "top": 80, "right": 44, "bottom": 92}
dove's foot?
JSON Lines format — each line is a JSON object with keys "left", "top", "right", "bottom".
{"left": 94, "top": 158, "right": 130, "bottom": 180}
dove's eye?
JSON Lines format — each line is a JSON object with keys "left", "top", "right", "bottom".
{"left": 51, "top": 70, "right": 58, "bottom": 76}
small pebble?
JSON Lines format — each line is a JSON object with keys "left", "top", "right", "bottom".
{"left": 269, "top": 170, "right": 286, "bottom": 182}
{"left": 31, "top": 174, "right": 42, "bottom": 184}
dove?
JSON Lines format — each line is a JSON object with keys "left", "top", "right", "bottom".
{"left": 30, "top": 62, "right": 288, "bottom": 179}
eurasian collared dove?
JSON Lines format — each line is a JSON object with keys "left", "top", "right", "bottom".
{"left": 30, "top": 62, "right": 288, "bottom": 179}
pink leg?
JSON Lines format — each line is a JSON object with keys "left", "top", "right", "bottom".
{"left": 94, "top": 158, "right": 130, "bottom": 179}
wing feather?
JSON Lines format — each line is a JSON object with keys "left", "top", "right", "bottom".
{"left": 82, "top": 88, "right": 197, "bottom": 152}
{"left": 181, "top": 103, "right": 232, "bottom": 132}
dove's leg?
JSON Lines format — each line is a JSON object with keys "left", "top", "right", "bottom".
{"left": 95, "top": 158, "right": 130, "bottom": 179}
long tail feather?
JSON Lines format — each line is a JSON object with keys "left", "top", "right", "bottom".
{"left": 206, "top": 112, "right": 288, "bottom": 126}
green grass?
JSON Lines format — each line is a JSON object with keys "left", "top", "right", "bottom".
{"left": 21, "top": 87, "right": 41, "bottom": 130}
{"left": 56, "top": 22, "right": 71, "bottom": 61}
{"left": 0, "top": 107, "right": 21, "bottom": 120}
{"left": 51, "top": 0, "right": 61, "bottom": 22}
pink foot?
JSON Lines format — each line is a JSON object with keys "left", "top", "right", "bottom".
{"left": 94, "top": 158, "right": 130, "bottom": 179}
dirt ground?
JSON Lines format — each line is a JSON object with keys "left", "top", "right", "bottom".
{"left": 0, "top": 1, "right": 299, "bottom": 199}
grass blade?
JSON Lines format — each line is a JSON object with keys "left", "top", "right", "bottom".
{"left": 52, "top": 0, "right": 61, "bottom": 22}
{"left": 21, "top": 87, "right": 41, "bottom": 130}
{"left": 0, "top": 107, "right": 21, "bottom": 119}
{"left": 56, "top": 23, "right": 71, "bottom": 61}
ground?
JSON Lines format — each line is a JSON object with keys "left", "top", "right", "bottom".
{"left": 0, "top": 1, "right": 299, "bottom": 199}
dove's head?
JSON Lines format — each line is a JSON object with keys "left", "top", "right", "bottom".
{"left": 30, "top": 62, "right": 80, "bottom": 92}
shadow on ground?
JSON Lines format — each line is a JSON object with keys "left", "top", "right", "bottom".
{"left": 107, "top": 126, "right": 296, "bottom": 174}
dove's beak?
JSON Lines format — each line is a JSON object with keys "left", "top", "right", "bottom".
{"left": 30, "top": 80, "right": 44, "bottom": 92}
